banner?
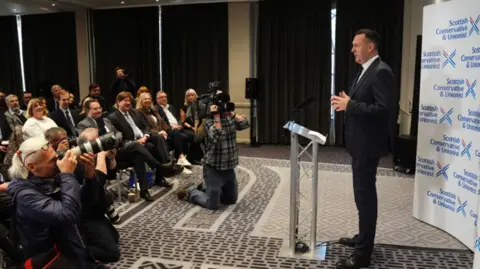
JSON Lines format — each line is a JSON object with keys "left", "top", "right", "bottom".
{"left": 412, "top": 0, "right": 480, "bottom": 264}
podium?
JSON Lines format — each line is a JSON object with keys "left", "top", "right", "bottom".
{"left": 282, "top": 121, "right": 327, "bottom": 258}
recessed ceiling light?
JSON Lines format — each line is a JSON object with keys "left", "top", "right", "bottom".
{"left": 156, "top": 0, "right": 159, "bottom": 2}
{"left": 121, "top": 1, "right": 125, "bottom": 4}
{"left": 52, "top": 3, "right": 56, "bottom": 6}
{"left": 13, "top": 8, "right": 17, "bottom": 12}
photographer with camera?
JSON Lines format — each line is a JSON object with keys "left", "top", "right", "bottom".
{"left": 177, "top": 87, "right": 250, "bottom": 210}
{"left": 111, "top": 67, "right": 137, "bottom": 97}
{"left": 76, "top": 128, "right": 120, "bottom": 264}
{"left": 7, "top": 137, "right": 102, "bottom": 268}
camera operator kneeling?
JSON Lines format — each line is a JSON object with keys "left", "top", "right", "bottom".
{"left": 6, "top": 137, "right": 103, "bottom": 268}
{"left": 76, "top": 128, "right": 120, "bottom": 264}
{"left": 177, "top": 104, "right": 249, "bottom": 209}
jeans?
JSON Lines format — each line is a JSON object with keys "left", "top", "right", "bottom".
{"left": 187, "top": 165, "right": 238, "bottom": 210}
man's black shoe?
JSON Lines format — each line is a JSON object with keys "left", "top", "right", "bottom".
{"left": 339, "top": 234, "right": 358, "bottom": 247}
{"left": 335, "top": 253, "right": 370, "bottom": 269}
{"left": 140, "top": 190, "right": 153, "bottom": 202}
{"left": 155, "top": 176, "right": 172, "bottom": 188}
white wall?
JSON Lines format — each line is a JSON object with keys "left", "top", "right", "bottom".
{"left": 399, "top": 0, "right": 452, "bottom": 135}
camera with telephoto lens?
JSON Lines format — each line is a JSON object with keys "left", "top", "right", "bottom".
{"left": 57, "top": 132, "right": 120, "bottom": 160}
{"left": 198, "top": 82, "right": 235, "bottom": 116}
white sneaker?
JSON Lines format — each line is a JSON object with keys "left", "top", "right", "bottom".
{"left": 182, "top": 167, "right": 193, "bottom": 175}
{"left": 177, "top": 157, "right": 192, "bottom": 167}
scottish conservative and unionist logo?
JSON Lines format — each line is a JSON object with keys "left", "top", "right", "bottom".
{"left": 418, "top": 105, "right": 454, "bottom": 125}
{"left": 429, "top": 134, "right": 472, "bottom": 159}
{"left": 427, "top": 188, "right": 457, "bottom": 212}
{"left": 439, "top": 107, "right": 454, "bottom": 125}
{"left": 456, "top": 197, "right": 468, "bottom": 217}
{"left": 415, "top": 156, "right": 450, "bottom": 180}
{"left": 454, "top": 168, "right": 478, "bottom": 195}
{"left": 466, "top": 79, "right": 477, "bottom": 99}
{"left": 461, "top": 46, "right": 480, "bottom": 68}
{"left": 458, "top": 108, "right": 480, "bottom": 133}
{"left": 469, "top": 15, "right": 480, "bottom": 36}
{"left": 443, "top": 50, "right": 456, "bottom": 68}
{"left": 433, "top": 78, "right": 477, "bottom": 99}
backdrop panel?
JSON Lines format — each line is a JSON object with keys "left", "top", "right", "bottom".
{"left": 412, "top": 0, "right": 480, "bottom": 260}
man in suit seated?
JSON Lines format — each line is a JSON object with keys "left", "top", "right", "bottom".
{"left": 331, "top": 29, "right": 396, "bottom": 269}
{"left": 50, "top": 89, "right": 80, "bottom": 138}
{"left": 79, "top": 98, "right": 173, "bottom": 201}
{"left": 4, "top": 94, "right": 27, "bottom": 131}
{"left": 155, "top": 91, "right": 182, "bottom": 130}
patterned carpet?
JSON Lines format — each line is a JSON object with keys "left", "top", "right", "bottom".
{"left": 106, "top": 149, "right": 473, "bottom": 269}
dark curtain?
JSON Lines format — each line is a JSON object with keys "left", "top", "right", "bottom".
{"left": 257, "top": 2, "right": 332, "bottom": 144}
{"left": 93, "top": 7, "right": 160, "bottom": 106}
{"left": 161, "top": 3, "right": 229, "bottom": 107}
{"left": 334, "top": 0, "right": 404, "bottom": 145}
{"left": 22, "top": 12, "right": 79, "bottom": 98}
{"left": 0, "top": 16, "right": 22, "bottom": 96}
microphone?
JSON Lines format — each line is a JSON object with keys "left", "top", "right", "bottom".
{"left": 293, "top": 97, "right": 315, "bottom": 112}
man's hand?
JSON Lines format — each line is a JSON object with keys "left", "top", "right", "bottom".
{"left": 0, "top": 146, "right": 7, "bottom": 152}
{"left": 79, "top": 153, "right": 96, "bottom": 178}
{"left": 57, "top": 140, "right": 69, "bottom": 152}
{"left": 172, "top": 125, "right": 182, "bottom": 130}
{"left": 136, "top": 136, "right": 147, "bottom": 144}
{"left": 210, "top": 105, "right": 218, "bottom": 113}
{"left": 331, "top": 91, "right": 351, "bottom": 112}
{"left": 159, "top": 130, "right": 168, "bottom": 139}
{"left": 57, "top": 150, "right": 77, "bottom": 174}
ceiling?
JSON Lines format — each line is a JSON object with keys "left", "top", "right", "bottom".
{"left": 0, "top": 0, "right": 256, "bottom": 16}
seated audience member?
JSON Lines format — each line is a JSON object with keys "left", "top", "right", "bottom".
{"left": 4, "top": 94, "right": 27, "bottom": 131}
{"left": 155, "top": 91, "right": 182, "bottom": 130}
{"left": 47, "top": 84, "right": 62, "bottom": 112}
{"left": 0, "top": 181, "right": 22, "bottom": 264}
{"left": 76, "top": 128, "right": 120, "bottom": 263}
{"left": 136, "top": 92, "right": 192, "bottom": 170}
{"left": 20, "top": 92, "right": 32, "bottom": 110}
{"left": 180, "top": 89, "right": 204, "bottom": 164}
{"left": 177, "top": 98, "right": 250, "bottom": 210}
{"left": 78, "top": 98, "right": 173, "bottom": 201}
{"left": 135, "top": 86, "right": 149, "bottom": 105}
{"left": 1, "top": 126, "right": 23, "bottom": 180}
{"left": 50, "top": 90, "right": 80, "bottom": 138}
{"left": 7, "top": 137, "right": 102, "bottom": 268}
{"left": 38, "top": 97, "right": 49, "bottom": 116}
{"left": 69, "top": 93, "right": 79, "bottom": 110}
{"left": 45, "top": 127, "right": 120, "bottom": 223}
{"left": 0, "top": 92, "right": 6, "bottom": 114}
{"left": 22, "top": 98, "right": 57, "bottom": 139}
{"left": 81, "top": 83, "right": 107, "bottom": 112}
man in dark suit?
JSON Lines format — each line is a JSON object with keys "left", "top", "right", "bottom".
{"left": 155, "top": 91, "right": 182, "bottom": 129}
{"left": 108, "top": 92, "right": 175, "bottom": 201}
{"left": 50, "top": 90, "right": 80, "bottom": 138}
{"left": 331, "top": 29, "right": 396, "bottom": 269}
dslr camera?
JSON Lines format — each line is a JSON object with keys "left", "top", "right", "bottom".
{"left": 198, "top": 82, "right": 235, "bottom": 116}
{"left": 57, "top": 132, "right": 121, "bottom": 160}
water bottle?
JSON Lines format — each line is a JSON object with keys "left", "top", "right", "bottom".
{"left": 128, "top": 171, "right": 136, "bottom": 189}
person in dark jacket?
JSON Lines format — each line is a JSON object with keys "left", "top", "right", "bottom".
{"left": 6, "top": 136, "right": 103, "bottom": 268}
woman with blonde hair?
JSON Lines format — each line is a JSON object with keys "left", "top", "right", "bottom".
{"left": 180, "top": 88, "right": 203, "bottom": 164}
{"left": 136, "top": 92, "right": 192, "bottom": 171}
{"left": 22, "top": 98, "right": 57, "bottom": 139}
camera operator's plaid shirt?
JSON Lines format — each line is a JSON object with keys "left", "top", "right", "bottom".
{"left": 204, "top": 115, "right": 250, "bottom": 170}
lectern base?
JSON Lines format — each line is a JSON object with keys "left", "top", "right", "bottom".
{"left": 277, "top": 239, "right": 327, "bottom": 261}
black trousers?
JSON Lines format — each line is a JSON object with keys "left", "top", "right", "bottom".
{"left": 351, "top": 157, "right": 379, "bottom": 257}
{"left": 81, "top": 218, "right": 120, "bottom": 264}
{"left": 182, "top": 128, "right": 203, "bottom": 161}
{"left": 166, "top": 129, "right": 188, "bottom": 158}
{"left": 145, "top": 134, "right": 170, "bottom": 164}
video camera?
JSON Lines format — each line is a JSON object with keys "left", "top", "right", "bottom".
{"left": 57, "top": 132, "right": 121, "bottom": 160}
{"left": 198, "top": 82, "right": 235, "bottom": 116}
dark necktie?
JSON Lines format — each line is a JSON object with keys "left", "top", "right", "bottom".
{"left": 65, "top": 111, "right": 78, "bottom": 136}
{"left": 96, "top": 118, "right": 107, "bottom": 136}
{"left": 353, "top": 66, "right": 364, "bottom": 88}
{"left": 18, "top": 113, "right": 27, "bottom": 124}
